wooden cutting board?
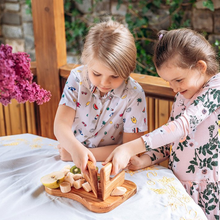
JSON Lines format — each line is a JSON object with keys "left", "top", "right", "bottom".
{"left": 44, "top": 162, "right": 137, "bottom": 213}
{"left": 45, "top": 179, "right": 136, "bottom": 213}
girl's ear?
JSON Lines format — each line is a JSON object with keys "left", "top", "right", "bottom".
{"left": 197, "top": 60, "right": 207, "bottom": 74}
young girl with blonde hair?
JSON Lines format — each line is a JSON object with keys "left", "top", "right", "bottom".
{"left": 54, "top": 20, "right": 147, "bottom": 174}
{"left": 105, "top": 28, "right": 220, "bottom": 219}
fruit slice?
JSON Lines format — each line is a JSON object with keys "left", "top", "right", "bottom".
{"left": 73, "top": 173, "right": 83, "bottom": 180}
{"left": 60, "top": 182, "right": 71, "bottom": 193}
{"left": 73, "top": 178, "right": 85, "bottom": 189}
{"left": 41, "top": 171, "right": 65, "bottom": 189}
{"left": 64, "top": 172, "right": 75, "bottom": 186}
{"left": 82, "top": 182, "right": 92, "bottom": 192}
{"left": 62, "top": 165, "right": 71, "bottom": 175}
{"left": 111, "top": 186, "right": 127, "bottom": 196}
{"left": 70, "top": 165, "right": 81, "bottom": 174}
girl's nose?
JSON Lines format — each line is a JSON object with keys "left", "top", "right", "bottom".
{"left": 101, "top": 77, "right": 110, "bottom": 86}
{"left": 173, "top": 87, "right": 179, "bottom": 93}
{"left": 169, "top": 82, "right": 179, "bottom": 93}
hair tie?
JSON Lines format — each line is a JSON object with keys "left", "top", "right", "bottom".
{"left": 159, "top": 34, "right": 163, "bottom": 40}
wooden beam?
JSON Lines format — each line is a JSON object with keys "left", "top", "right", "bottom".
{"left": 130, "top": 73, "right": 175, "bottom": 101}
{"left": 32, "top": 0, "right": 66, "bottom": 138}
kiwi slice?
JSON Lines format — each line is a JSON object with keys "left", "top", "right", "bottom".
{"left": 70, "top": 165, "right": 81, "bottom": 174}
{"left": 97, "top": 175, "right": 100, "bottom": 182}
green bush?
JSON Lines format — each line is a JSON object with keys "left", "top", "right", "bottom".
{"left": 26, "top": 0, "right": 217, "bottom": 76}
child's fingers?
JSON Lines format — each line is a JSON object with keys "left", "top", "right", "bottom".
{"left": 111, "top": 163, "right": 118, "bottom": 175}
{"left": 102, "top": 153, "right": 113, "bottom": 166}
{"left": 88, "top": 152, "right": 96, "bottom": 166}
{"left": 57, "top": 144, "right": 60, "bottom": 149}
{"left": 81, "top": 162, "right": 89, "bottom": 176}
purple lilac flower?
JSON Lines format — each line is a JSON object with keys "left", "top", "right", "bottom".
{"left": 0, "top": 44, "right": 51, "bottom": 106}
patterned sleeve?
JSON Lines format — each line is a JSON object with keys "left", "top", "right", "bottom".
{"left": 59, "top": 68, "right": 81, "bottom": 109}
{"left": 142, "top": 76, "right": 220, "bottom": 154}
{"left": 143, "top": 102, "right": 175, "bottom": 165}
{"left": 123, "top": 87, "right": 148, "bottom": 133}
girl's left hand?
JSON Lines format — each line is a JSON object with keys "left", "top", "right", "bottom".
{"left": 127, "top": 155, "right": 143, "bottom": 171}
{"left": 128, "top": 154, "right": 152, "bottom": 171}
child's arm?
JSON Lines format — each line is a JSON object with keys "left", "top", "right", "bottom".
{"left": 123, "top": 132, "right": 153, "bottom": 171}
{"left": 128, "top": 154, "right": 152, "bottom": 171}
{"left": 104, "top": 137, "right": 146, "bottom": 175}
{"left": 54, "top": 105, "right": 96, "bottom": 174}
{"left": 56, "top": 131, "right": 146, "bottom": 163}
{"left": 106, "top": 79, "right": 220, "bottom": 175}
{"left": 128, "top": 144, "right": 170, "bottom": 171}
{"left": 89, "top": 132, "right": 144, "bottom": 161}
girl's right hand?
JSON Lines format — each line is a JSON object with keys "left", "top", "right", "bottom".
{"left": 103, "top": 138, "right": 146, "bottom": 175}
{"left": 103, "top": 145, "right": 131, "bottom": 175}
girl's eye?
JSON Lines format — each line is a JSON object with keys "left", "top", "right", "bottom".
{"left": 93, "top": 72, "right": 100, "bottom": 76}
{"left": 112, "top": 75, "right": 119, "bottom": 79}
{"left": 176, "top": 79, "right": 182, "bottom": 82}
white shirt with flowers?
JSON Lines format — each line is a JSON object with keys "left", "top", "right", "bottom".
{"left": 59, "top": 65, "right": 148, "bottom": 148}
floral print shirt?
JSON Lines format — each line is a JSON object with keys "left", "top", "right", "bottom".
{"left": 59, "top": 65, "right": 148, "bottom": 148}
{"left": 142, "top": 73, "right": 220, "bottom": 219}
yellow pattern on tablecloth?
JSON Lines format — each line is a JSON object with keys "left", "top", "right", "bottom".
{"left": 126, "top": 165, "right": 159, "bottom": 176}
{"left": 146, "top": 169, "right": 202, "bottom": 220}
{"left": 3, "top": 142, "right": 19, "bottom": 146}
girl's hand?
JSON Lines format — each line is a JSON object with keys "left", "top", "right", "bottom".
{"left": 128, "top": 154, "right": 152, "bottom": 171}
{"left": 103, "top": 145, "right": 131, "bottom": 175}
{"left": 57, "top": 144, "right": 72, "bottom": 161}
{"left": 69, "top": 144, "right": 96, "bottom": 175}
{"left": 58, "top": 143, "right": 96, "bottom": 175}
{"left": 127, "top": 155, "right": 143, "bottom": 171}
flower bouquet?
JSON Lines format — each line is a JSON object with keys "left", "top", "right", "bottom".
{"left": 0, "top": 44, "right": 51, "bottom": 106}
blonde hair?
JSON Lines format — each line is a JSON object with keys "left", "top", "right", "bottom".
{"left": 81, "top": 20, "right": 136, "bottom": 79}
{"left": 153, "top": 28, "right": 219, "bottom": 76}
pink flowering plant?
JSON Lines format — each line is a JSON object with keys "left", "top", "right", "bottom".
{"left": 0, "top": 44, "right": 51, "bottom": 106}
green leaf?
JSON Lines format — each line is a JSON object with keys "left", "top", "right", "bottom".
{"left": 203, "top": 0, "right": 214, "bottom": 11}
{"left": 153, "top": 0, "right": 161, "bottom": 8}
{"left": 208, "top": 205, "right": 216, "bottom": 211}
{"left": 190, "top": 160, "right": 198, "bottom": 166}
{"left": 75, "top": 0, "right": 83, "bottom": 4}
{"left": 187, "top": 165, "right": 195, "bottom": 173}
{"left": 214, "top": 214, "right": 219, "bottom": 220}
{"left": 207, "top": 190, "right": 213, "bottom": 196}
{"left": 212, "top": 153, "right": 218, "bottom": 159}
{"left": 208, "top": 198, "right": 214, "bottom": 203}
{"left": 207, "top": 164, "right": 213, "bottom": 170}
{"left": 207, "top": 157, "right": 212, "bottom": 163}
{"left": 211, "top": 161, "right": 218, "bottom": 166}
{"left": 203, "top": 194, "right": 209, "bottom": 200}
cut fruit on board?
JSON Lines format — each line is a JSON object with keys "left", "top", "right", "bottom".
{"left": 44, "top": 162, "right": 137, "bottom": 213}
{"left": 45, "top": 178, "right": 136, "bottom": 213}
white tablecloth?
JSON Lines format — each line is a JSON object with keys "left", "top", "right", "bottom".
{"left": 0, "top": 134, "right": 207, "bottom": 220}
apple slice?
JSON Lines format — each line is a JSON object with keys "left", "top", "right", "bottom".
{"left": 41, "top": 171, "right": 65, "bottom": 189}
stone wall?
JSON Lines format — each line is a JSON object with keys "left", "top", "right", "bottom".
{"left": 0, "top": 0, "right": 35, "bottom": 60}
{"left": 0, "top": 0, "right": 220, "bottom": 63}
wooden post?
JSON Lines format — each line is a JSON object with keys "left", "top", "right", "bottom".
{"left": 32, "top": 0, "right": 66, "bottom": 138}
